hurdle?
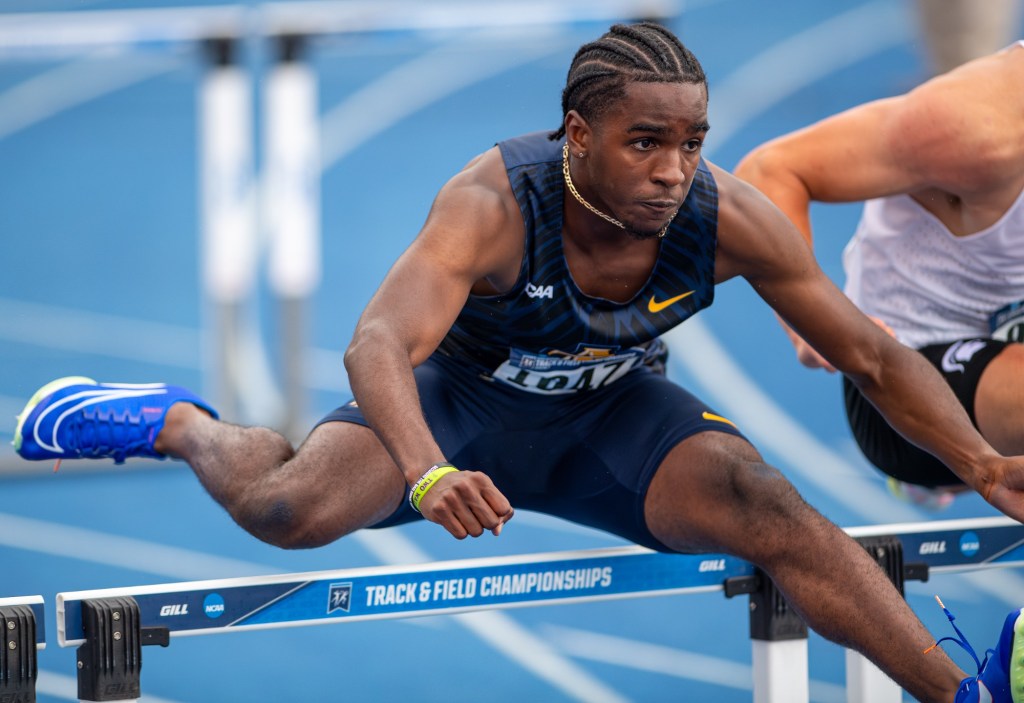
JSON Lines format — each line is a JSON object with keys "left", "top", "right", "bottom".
{"left": 51, "top": 516, "right": 1024, "bottom": 702}
{"left": 0, "top": 596, "right": 44, "bottom": 702}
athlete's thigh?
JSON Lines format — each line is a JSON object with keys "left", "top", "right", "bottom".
{"left": 975, "top": 341, "right": 1024, "bottom": 454}
{"left": 293, "top": 417, "right": 407, "bottom": 533}
{"left": 644, "top": 430, "right": 814, "bottom": 559}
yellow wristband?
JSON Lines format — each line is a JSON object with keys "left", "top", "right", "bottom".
{"left": 409, "top": 463, "right": 460, "bottom": 513}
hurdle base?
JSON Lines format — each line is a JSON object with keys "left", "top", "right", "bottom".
{"left": 77, "top": 597, "right": 169, "bottom": 702}
{"left": 0, "top": 604, "right": 39, "bottom": 703}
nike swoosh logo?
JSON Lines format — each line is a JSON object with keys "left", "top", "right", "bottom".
{"left": 34, "top": 386, "right": 168, "bottom": 453}
{"left": 648, "top": 290, "right": 695, "bottom": 314}
{"left": 702, "top": 411, "right": 737, "bottom": 429}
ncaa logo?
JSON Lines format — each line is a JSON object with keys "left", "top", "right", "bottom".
{"left": 959, "top": 531, "right": 980, "bottom": 557}
{"left": 203, "top": 593, "right": 225, "bottom": 619}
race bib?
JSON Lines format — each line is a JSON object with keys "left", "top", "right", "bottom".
{"left": 492, "top": 347, "right": 644, "bottom": 394}
{"left": 990, "top": 301, "right": 1024, "bottom": 342}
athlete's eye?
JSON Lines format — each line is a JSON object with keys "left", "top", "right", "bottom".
{"left": 683, "top": 139, "right": 703, "bottom": 152}
{"left": 633, "top": 138, "right": 657, "bottom": 151}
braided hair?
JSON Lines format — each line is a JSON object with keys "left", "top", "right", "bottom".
{"left": 550, "top": 22, "right": 707, "bottom": 141}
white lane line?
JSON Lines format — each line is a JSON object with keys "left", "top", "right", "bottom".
{"left": 319, "top": 27, "right": 571, "bottom": 171}
{"left": 0, "top": 297, "right": 351, "bottom": 396}
{"left": 541, "top": 624, "right": 847, "bottom": 703}
{"left": 706, "top": 0, "right": 913, "bottom": 148}
{"left": 0, "top": 52, "right": 183, "bottom": 141}
{"left": 0, "top": 512, "right": 278, "bottom": 580}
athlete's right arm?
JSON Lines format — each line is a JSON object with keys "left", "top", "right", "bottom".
{"left": 343, "top": 147, "right": 521, "bottom": 540}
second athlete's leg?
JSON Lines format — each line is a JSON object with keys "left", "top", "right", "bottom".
{"left": 975, "top": 343, "right": 1024, "bottom": 456}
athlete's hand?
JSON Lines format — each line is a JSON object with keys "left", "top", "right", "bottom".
{"left": 975, "top": 455, "right": 1024, "bottom": 524}
{"left": 418, "top": 470, "right": 514, "bottom": 539}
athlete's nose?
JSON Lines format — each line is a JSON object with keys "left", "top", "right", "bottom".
{"left": 651, "top": 149, "right": 686, "bottom": 189}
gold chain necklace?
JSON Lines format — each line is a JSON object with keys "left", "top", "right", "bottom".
{"left": 561, "top": 143, "right": 670, "bottom": 239}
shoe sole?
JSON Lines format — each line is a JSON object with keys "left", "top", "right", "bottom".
{"left": 12, "top": 376, "right": 97, "bottom": 453}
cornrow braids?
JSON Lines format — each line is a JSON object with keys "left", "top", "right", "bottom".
{"left": 550, "top": 22, "right": 707, "bottom": 141}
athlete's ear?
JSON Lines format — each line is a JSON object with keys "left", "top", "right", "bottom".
{"left": 564, "top": 110, "right": 592, "bottom": 156}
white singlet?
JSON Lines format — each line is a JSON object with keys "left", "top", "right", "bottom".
{"left": 843, "top": 39, "right": 1024, "bottom": 349}
{"left": 842, "top": 186, "right": 1024, "bottom": 349}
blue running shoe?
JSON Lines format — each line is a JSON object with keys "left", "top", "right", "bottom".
{"left": 930, "top": 596, "right": 1024, "bottom": 702}
{"left": 13, "top": 377, "right": 218, "bottom": 465}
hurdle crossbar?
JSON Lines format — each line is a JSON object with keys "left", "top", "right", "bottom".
{"left": 57, "top": 546, "right": 754, "bottom": 646}
{"left": 56, "top": 516, "right": 1024, "bottom": 646}
{"left": 55, "top": 516, "right": 1024, "bottom": 702}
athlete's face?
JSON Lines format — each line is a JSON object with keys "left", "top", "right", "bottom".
{"left": 575, "top": 81, "right": 709, "bottom": 239}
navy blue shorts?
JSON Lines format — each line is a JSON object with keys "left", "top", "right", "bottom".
{"left": 317, "top": 354, "right": 745, "bottom": 551}
{"left": 844, "top": 338, "right": 1013, "bottom": 487}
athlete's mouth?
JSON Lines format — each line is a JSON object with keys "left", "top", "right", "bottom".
{"left": 638, "top": 200, "right": 680, "bottom": 215}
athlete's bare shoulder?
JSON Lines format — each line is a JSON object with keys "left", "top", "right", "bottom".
{"left": 709, "top": 160, "right": 813, "bottom": 284}
{"left": 419, "top": 145, "right": 525, "bottom": 294}
{"left": 894, "top": 45, "right": 1024, "bottom": 191}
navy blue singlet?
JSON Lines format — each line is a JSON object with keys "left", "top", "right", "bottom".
{"left": 436, "top": 131, "right": 719, "bottom": 394}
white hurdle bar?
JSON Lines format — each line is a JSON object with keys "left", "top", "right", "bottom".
{"left": 54, "top": 516, "right": 1024, "bottom": 703}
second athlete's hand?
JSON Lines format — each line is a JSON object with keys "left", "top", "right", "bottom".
{"left": 418, "top": 470, "right": 514, "bottom": 539}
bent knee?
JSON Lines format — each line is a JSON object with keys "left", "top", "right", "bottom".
{"left": 245, "top": 499, "right": 337, "bottom": 550}
{"left": 646, "top": 433, "right": 814, "bottom": 556}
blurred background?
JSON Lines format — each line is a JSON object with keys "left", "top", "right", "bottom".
{"left": 0, "top": 0, "right": 1022, "bottom": 701}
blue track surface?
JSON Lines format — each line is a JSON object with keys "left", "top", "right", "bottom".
{"left": 1, "top": 2, "right": 1022, "bottom": 701}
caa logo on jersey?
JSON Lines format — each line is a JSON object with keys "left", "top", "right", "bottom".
{"left": 525, "top": 282, "right": 554, "bottom": 299}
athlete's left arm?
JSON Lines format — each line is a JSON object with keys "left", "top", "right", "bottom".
{"left": 712, "top": 162, "right": 1024, "bottom": 521}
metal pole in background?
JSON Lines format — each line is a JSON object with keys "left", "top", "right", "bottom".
{"left": 264, "top": 33, "right": 320, "bottom": 440}
{"left": 199, "top": 37, "right": 257, "bottom": 422}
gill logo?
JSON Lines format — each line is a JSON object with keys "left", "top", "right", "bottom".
{"left": 648, "top": 290, "right": 694, "bottom": 313}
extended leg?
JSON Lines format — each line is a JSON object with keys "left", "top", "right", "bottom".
{"left": 156, "top": 403, "right": 406, "bottom": 549}
{"left": 644, "top": 432, "right": 964, "bottom": 703}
